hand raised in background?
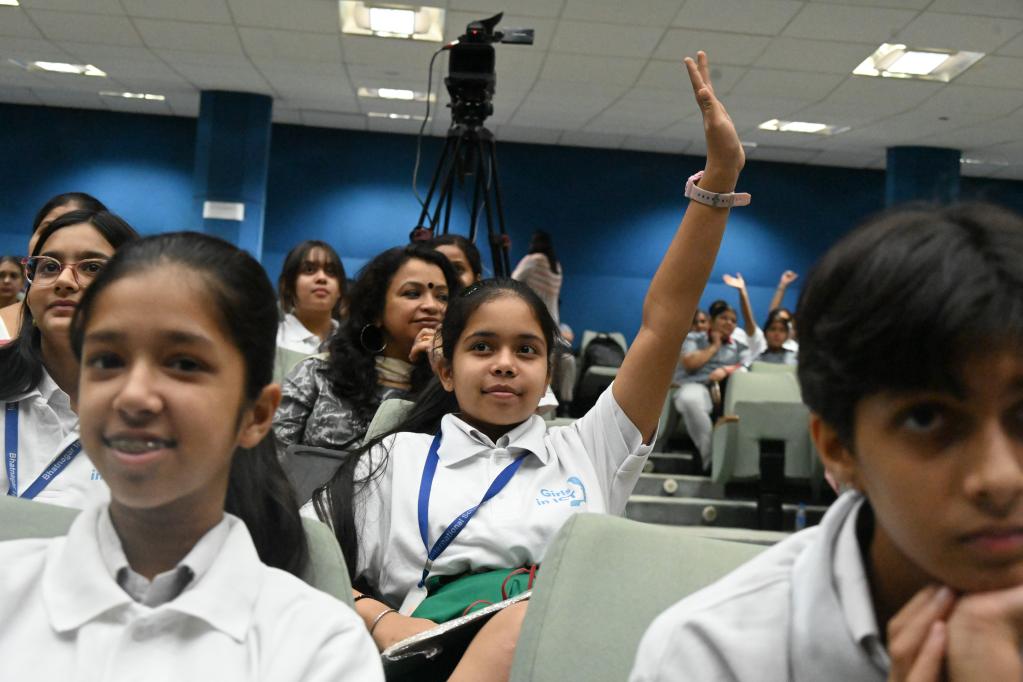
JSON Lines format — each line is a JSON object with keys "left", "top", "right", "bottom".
{"left": 779, "top": 270, "right": 799, "bottom": 287}
{"left": 722, "top": 273, "right": 747, "bottom": 291}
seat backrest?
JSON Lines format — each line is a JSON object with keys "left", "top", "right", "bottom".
{"left": 578, "top": 330, "right": 628, "bottom": 357}
{"left": 750, "top": 361, "right": 797, "bottom": 374}
{"left": 510, "top": 513, "right": 766, "bottom": 682}
{"left": 723, "top": 371, "right": 802, "bottom": 415}
{"left": 273, "top": 345, "right": 314, "bottom": 384}
{"left": 364, "top": 398, "right": 415, "bottom": 443}
{"left": 0, "top": 496, "right": 354, "bottom": 607}
{"left": 283, "top": 444, "right": 348, "bottom": 506}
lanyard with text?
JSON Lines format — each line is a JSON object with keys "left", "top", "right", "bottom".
{"left": 417, "top": 431, "right": 527, "bottom": 588}
{"left": 5, "top": 402, "right": 83, "bottom": 499}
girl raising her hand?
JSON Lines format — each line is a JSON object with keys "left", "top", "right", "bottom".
{"left": 310, "top": 51, "right": 747, "bottom": 681}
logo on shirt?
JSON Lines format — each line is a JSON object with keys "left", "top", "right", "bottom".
{"left": 90, "top": 469, "right": 103, "bottom": 481}
{"left": 535, "top": 476, "right": 588, "bottom": 508}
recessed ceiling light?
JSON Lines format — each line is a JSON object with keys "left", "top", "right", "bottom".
{"left": 961, "top": 156, "right": 1010, "bottom": 167}
{"left": 758, "top": 118, "right": 849, "bottom": 135}
{"left": 357, "top": 86, "right": 434, "bottom": 102}
{"left": 339, "top": 1, "right": 444, "bottom": 42}
{"left": 10, "top": 59, "right": 107, "bottom": 77}
{"left": 0, "top": 1, "right": 21, "bottom": 7}
{"left": 853, "top": 43, "right": 983, "bottom": 82}
{"left": 99, "top": 90, "right": 165, "bottom": 101}
{"left": 367, "top": 111, "right": 425, "bottom": 121}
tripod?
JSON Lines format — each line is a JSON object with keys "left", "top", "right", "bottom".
{"left": 414, "top": 122, "right": 511, "bottom": 277}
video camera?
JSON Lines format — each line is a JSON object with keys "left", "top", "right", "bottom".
{"left": 445, "top": 13, "right": 534, "bottom": 127}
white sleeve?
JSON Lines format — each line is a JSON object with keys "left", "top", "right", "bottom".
{"left": 511, "top": 253, "right": 536, "bottom": 281}
{"left": 558, "top": 383, "right": 652, "bottom": 513}
{"left": 351, "top": 439, "right": 394, "bottom": 587}
{"left": 746, "top": 327, "right": 766, "bottom": 362}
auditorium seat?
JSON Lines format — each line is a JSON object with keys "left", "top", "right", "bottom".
{"left": 0, "top": 495, "right": 355, "bottom": 607}
{"left": 509, "top": 512, "right": 766, "bottom": 682}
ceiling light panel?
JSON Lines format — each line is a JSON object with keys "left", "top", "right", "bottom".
{"left": 357, "top": 86, "right": 433, "bottom": 102}
{"left": 9, "top": 60, "right": 107, "bottom": 77}
{"left": 0, "top": 0, "right": 21, "bottom": 6}
{"left": 853, "top": 43, "right": 984, "bottom": 83}
{"left": 99, "top": 90, "right": 165, "bottom": 101}
{"left": 340, "top": 1, "right": 444, "bottom": 42}
{"left": 758, "top": 118, "right": 849, "bottom": 135}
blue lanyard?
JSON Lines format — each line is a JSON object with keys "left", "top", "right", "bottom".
{"left": 417, "top": 432, "right": 527, "bottom": 588}
{"left": 5, "top": 402, "right": 83, "bottom": 499}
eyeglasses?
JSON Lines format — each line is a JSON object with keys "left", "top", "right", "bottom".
{"left": 22, "top": 256, "right": 108, "bottom": 287}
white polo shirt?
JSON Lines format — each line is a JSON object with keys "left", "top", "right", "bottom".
{"left": 276, "top": 312, "right": 337, "bottom": 355}
{"left": 630, "top": 491, "right": 887, "bottom": 681}
{"left": 0, "top": 503, "right": 384, "bottom": 682}
{"left": 324, "top": 384, "right": 651, "bottom": 612}
{"left": 0, "top": 369, "right": 108, "bottom": 508}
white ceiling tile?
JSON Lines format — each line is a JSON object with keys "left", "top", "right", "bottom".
{"left": 102, "top": 61, "right": 193, "bottom": 90}
{"left": 171, "top": 64, "right": 272, "bottom": 93}
{"left": 621, "top": 135, "right": 691, "bottom": 155}
{"left": 447, "top": 0, "right": 564, "bottom": 19}
{"left": 366, "top": 116, "right": 426, "bottom": 135}
{"left": 155, "top": 50, "right": 251, "bottom": 68}
{"left": 673, "top": 0, "right": 805, "bottom": 36}
{"left": 654, "top": 29, "right": 771, "bottom": 65}
{"left": 357, "top": 98, "right": 426, "bottom": 116}
{"left": 272, "top": 107, "right": 303, "bottom": 125}
{"left": 540, "top": 53, "right": 645, "bottom": 86}
{"left": 120, "top": 0, "right": 232, "bottom": 23}
{"left": 134, "top": 18, "right": 244, "bottom": 54}
{"left": 563, "top": 0, "right": 682, "bottom": 26}
{"left": 31, "top": 87, "right": 105, "bottom": 108}
{"left": 659, "top": 118, "right": 708, "bottom": 141}
{"left": 808, "top": 0, "right": 928, "bottom": 7}
{"left": 346, "top": 64, "right": 429, "bottom": 90}
{"left": 167, "top": 95, "right": 199, "bottom": 117}
{"left": 300, "top": 110, "right": 367, "bottom": 129}
{"left": 806, "top": 149, "right": 884, "bottom": 169}
{"left": 58, "top": 42, "right": 159, "bottom": 63}
{"left": 239, "top": 28, "right": 343, "bottom": 64}
{"left": 928, "top": 121, "right": 1022, "bottom": 149}
{"left": 638, "top": 60, "right": 745, "bottom": 94}
{"left": 712, "top": 94, "right": 815, "bottom": 129}
{"left": 755, "top": 37, "right": 875, "bottom": 74}
{"left": 0, "top": 85, "right": 41, "bottom": 105}
{"left": 929, "top": 0, "right": 1023, "bottom": 19}
{"left": 509, "top": 105, "right": 594, "bottom": 128}
{"left": 529, "top": 79, "right": 626, "bottom": 100}
{"left": 226, "top": 0, "right": 340, "bottom": 33}
{"left": 989, "top": 165, "right": 1023, "bottom": 180}
{"left": 896, "top": 12, "right": 1023, "bottom": 53}
{"left": 0, "top": 37, "right": 73, "bottom": 62}
{"left": 559, "top": 130, "right": 624, "bottom": 149}
{"left": 444, "top": 12, "right": 557, "bottom": 51}
{"left": 20, "top": 0, "right": 124, "bottom": 14}
{"left": 955, "top": 55, "right": 1023, "bottom": 89}
{"left": 27, "top": 9, "right": 143, "bottom": 46}
{"left": 916, "top": 84, "right": 1023, "bottom": 120}
{"left": 494, "top": 124, "right": 562, "bottom": 145}
{"left": 825, "top": 77, "right": 944, "bottom": 117}
{"left": 998, "top": 31, "right": 1023, "bottom": 57}
{"left": 341, "top": 35, "right": 440, "bottom": 69}
{"left": 284, "top": 94, "right": 360, "bottom": 111}
{"left": 583, "top": 111, "right": 677, "bottom": 135}
{"left": 749, "top": 145, "right": 819, "bottom": 164}
{"left": 788, "top": 100, "right": 885, "bottom": 128}
{"left": 491, "top": 49, "right": 544, "bottom": 88}
{"left": 550, "top": 21, "right": 665, "bottom": 58}
{"left": 0, "top": 8, "right": 44, "bottom": 38}
{"left": 259, "top": 70, "right": 353, "bottom": 100}
{"left": 0, "top": 66, "right": 46, "bottom": 87}
{"left": 731, "top": 68, "right": 845, "bottom": 99}
{"left": 782, "top": 4, "right": 917, "bottom": 43}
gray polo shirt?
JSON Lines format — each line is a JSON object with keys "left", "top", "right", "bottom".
{"left": 630, "top": 492, "right": 888, "bottom": 681}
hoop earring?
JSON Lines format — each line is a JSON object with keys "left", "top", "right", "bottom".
{"left": 360, "top": 324, "right": 387, "bottom": 354}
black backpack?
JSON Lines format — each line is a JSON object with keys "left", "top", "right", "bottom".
{"left": 580, "top": 334, "right": 625, "bottom": 371}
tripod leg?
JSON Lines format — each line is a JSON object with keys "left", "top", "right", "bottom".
{"left": 417, "top": 132, "right": 456, "bottom": 231}
{"left": 485, "top": 134, "right": 512, "bottom": 277}
{"left": 432, "top": 132, "right": 464, "bottom": 234}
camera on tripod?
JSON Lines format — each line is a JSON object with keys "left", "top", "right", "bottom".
{"left": 413, "top": 12, "right": 533, "bottom": 277}
{"left": 445, "top": 13, "right": 534, "bottom": 128}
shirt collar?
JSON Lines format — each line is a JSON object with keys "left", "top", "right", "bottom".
{"left": 438, "top": 413, "right": 550, "bottom": 466}
{"left": 96, "top": 506, "right": 232, "bottom": 608}
{"left": 281, "top": 312, "right": 320, "bottom": 344}
{"left": 7, "top": 367, "right": 63, "bottom": 405}
{"left": 43, "top": 503, "right": 262, "bottom": 642}
{"left": 834, "top": 499, "right": 888, "bottom": 669}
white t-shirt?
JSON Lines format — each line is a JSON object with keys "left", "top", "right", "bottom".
{"left": 311, "top": 384, "right": 651, "bottom": 613}
{"left": 276, "top": 312, "right": 338, "bottom": 355}
{"left": 630, "top": 492, "right": 888, "bottom": 681}
{"left": 0, "top": 369, "right": 108, "bottom": 508}
{"left": 0, "top": 503, "right": 384, "bottom": 682}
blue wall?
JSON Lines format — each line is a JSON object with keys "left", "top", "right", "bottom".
{"left": 3, "top": 102, "right": 1021, "bottom": 344}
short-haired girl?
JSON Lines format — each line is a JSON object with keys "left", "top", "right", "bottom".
{"left": 0, "top": 209, "right": 138, "bottom": 508}
{"left": 756, "top": 309, "right": 797, "bottom": 365}
{"left": 276, "top": 239, "right": 346, "bottom": 355}
{"left": 273, "top": 244, "right": 459, "bottom": 454}
{"left": 310, "top": 51, "right": 746, "bottom": 681}
{"left": 0, "top": 232, "right": 383, "bottom": 680}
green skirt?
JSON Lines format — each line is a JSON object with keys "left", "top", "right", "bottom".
{"left": 411, "top": 566, "right": 538, "bottom": 623}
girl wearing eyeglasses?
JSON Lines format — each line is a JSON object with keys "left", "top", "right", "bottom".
{"left": 0, "top": 209, "right": 138, "bottom": 508}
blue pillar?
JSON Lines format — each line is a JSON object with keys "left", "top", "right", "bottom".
{"left": 885, "top": 146, "right": 960, "bottom": 206}
{"left": 192, "top": 91, "right": 273, "bottom": 259}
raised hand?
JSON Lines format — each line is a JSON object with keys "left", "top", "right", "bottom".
{"left": 684, "top": 51, "right": 744, "bottom": 180}
{"left": 780, "top": 270, "right": 799, "bottom": 287}
{"left": 722, "top": 273, "right": 746, "bottom": 290}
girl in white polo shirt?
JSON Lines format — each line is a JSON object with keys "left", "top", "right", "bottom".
{"left": 0, "top": 209, "right": 138, "bottom": 508}
{"left": 0, "top": 231, "right": 382, "bottom": 681}
{"left": 310, "top": 51, "right": 748, "bottom": 681}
